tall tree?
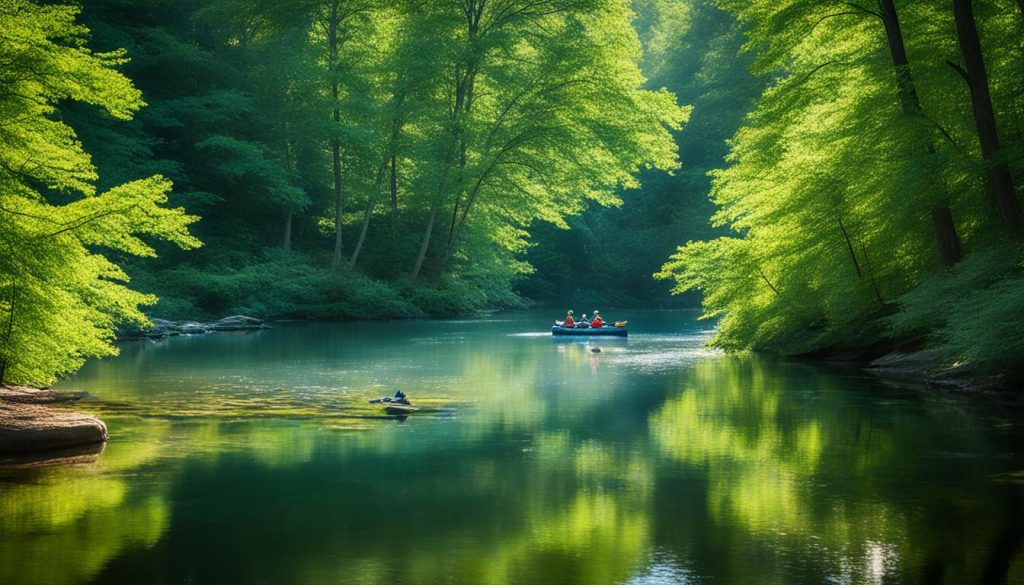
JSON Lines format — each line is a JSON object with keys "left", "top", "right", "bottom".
{"left": 326, "top": 0, "right": 346, "bottom": 272}
{"left": 878, "top": 0, "right": 961, "bottom": 265}
{"left": 950, "top": 0, "right": 1022, "bottom": 234}
{"left": 0, "top": 1, "right": 199, "bottom": 384}
{"left": 408, "top": 0, "right": 686, "bottom": 280}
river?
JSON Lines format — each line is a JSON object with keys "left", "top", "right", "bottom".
{"left": 2, "top": 311, "right": 1023, "bottom": 584}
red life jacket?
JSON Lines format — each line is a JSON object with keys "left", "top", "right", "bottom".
{"left": 563, "top": 315, "right": 575, "bottom": 327}
{"left": 591, "top": 316, "right": 604, "bottom": 328}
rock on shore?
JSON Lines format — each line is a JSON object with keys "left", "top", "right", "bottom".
{"left": 120, "top": 314, "right": 270, "bottom": 340}
{"left": 0, "top": 385, "right": 108, "bottom": 453}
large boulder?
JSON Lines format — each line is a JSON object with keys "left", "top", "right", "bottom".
{"left": 0, "top": 386, "right": 108, "bottom": 453}
{"left": 178, "top": 321, "right": 211, "bottom": 335}
{"left": 210, "top": 315, "right": 268, "bottom": 331}
{"left": 119, "top": 315, "right": 267, "bottom": 340}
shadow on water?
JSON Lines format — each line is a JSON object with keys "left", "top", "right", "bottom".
{"left": 1, "top": 312, "right": 1023, "bottom": 584}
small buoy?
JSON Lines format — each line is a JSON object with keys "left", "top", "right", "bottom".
{"left": 591, "top": 347, "right": 602, "bottom": 353}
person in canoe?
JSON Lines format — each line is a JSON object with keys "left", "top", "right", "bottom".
{"left": 576, "top": 314, "right": 591, "bottom": 328}
{"left": 558, "top": 310, "right": 575, "bottom": 328}
{"left": 590, "top": 310, "right": 604, "bottom": 328}
{"left": 394, "top": 390, "right": 410, "bottom": 405}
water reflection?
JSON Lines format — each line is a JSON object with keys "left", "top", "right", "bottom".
{"left": 651, "top": 356, "right": 1024, "bottom": 584}
{"left": 0, "top": 419, "right": 172, "bottom": 585}
{"left": 1, "top": 313, "right": 1022, "bottom": 585}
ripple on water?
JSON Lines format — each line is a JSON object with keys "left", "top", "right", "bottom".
{"left": 609, "top": 348, "right": 722, "bottom": 373}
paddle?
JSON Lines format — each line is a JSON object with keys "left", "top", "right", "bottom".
{"left": 614, "top": 321, "right": 628, "bottom": 327}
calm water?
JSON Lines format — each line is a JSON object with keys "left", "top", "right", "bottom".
{"left": 2, "top": 311, "right": 1024, "bottom": 585}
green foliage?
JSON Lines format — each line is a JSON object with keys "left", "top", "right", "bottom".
{"left": 658, "top": 0, "right": 1024, "bottom": 373}
{"left": 0, "top": 0, "right": 199, "bottom": 384}
{"left": 520, "top": 0, "right": 761, "bottom": 307}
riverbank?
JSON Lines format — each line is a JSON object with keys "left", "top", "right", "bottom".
{"left": 0, "top": 385, "right": 107, "bottom": 454}
{"left": 864, "top": 349, "right": 1021, "bottom": 393}
{"left": 806, "top": 339, "right": 1020, "bottom": 394}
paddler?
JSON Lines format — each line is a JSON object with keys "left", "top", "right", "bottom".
{"left": 560, "top": 310, "right": 575, "bottom": 328}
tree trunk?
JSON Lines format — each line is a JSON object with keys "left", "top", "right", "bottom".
{"left": 1017, "top": 0, "right": 1024, "bottom": 21}
{"left": 390, "top": 154, "right": 398, "bottom": 221}
{"left": 931, "top": 207, "right": 961, "bottom": 266}
{"left": 878, "top": 0, "right": 963, "bottom": 264}
{"left": 349, "top": 156, "right": 390, "bottom": 271}
{"left": 434, "top": 177, "right": 481, "bottom": 278}
{"left": 0, "top": 281, "right": 16, "bottom": 384}
{"left": 430, "top": 9, "right": 482, "bottom": 280}
{"left": 328, "top": 0, "right": 345, "bottom": 273}
{"left": 837, "top": 216, "right": 864, "bottom": 278}
{"left": 350, "top": 121, "right": 403, "bottom": 271}
{"left": 858, "top": 241, "right": 886, "bottom": 306}
{"left": 330, "top": 136, "right": 343, "bottom": 272}
{"left": 837, "top": 214, "right": 884, "bottom": 305}
{"left": 878, "top": 0, "right": 922, "bottom": 114}
{"left": 412, "top": 133, "right": 459, "bottom": 280}
{"left": 410, "top": 202, "right": 438, "bottom": 281}
{"left": 348, "top": 199, "right": 374, "bottom": 271}
{"left": 282, "top": 210, "right": 293, "bottom": 252}
{"left": 952, "top": 0, "right": 1022, "bottom": 234}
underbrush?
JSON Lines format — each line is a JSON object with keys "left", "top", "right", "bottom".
{"left": 888, "top": 244, "right": 1024, "bottom": 376}
{"left": 130, "top": 250, "right": 526, "bottom": 321}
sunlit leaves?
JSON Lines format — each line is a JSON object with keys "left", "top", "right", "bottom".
{"left": 0, "top": 1, "right": 199, "bottom": 384}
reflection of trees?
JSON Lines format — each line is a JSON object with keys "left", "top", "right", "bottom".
{"left": 649, "top": 357, "right": 1020, "bottom": 584}
{"left": 0, "top": 407, "right": 657, "bottom": 585}
{"left": 0, "top": 418, "right": 173, "bottom": 585}
{"left": 289, "top": 429, "right": 653, "bottom": 585}
{"left": 13, "top": 327, "right": 1023, "bottom": 585}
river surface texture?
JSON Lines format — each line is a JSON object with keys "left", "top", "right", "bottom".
{"left": 2, "top": 311, "right": 1024, "bottom": 585}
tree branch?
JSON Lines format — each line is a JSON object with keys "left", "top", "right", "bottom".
{"left": 946, "top": 59, "right": 970, "bottom": 85}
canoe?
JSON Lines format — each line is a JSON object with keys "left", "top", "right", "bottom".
{"left": 384, "top": 404, "right": 418, "bottom": 415}
{"left": 551, "top": 326, "right": 627, "bottom": 337}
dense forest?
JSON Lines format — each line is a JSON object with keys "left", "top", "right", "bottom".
{"left": 2, "top": 0, "right": 1023, "bottom": 385}
{"left": 1, "top": 0, "right": 688, "bottom": 384}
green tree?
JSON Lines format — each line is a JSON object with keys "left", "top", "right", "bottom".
{"left": 0, "top": 1, "right": 199, "bottom": 384}
{"left": 407, "top": 0, "right": 687, "bottom": 282}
